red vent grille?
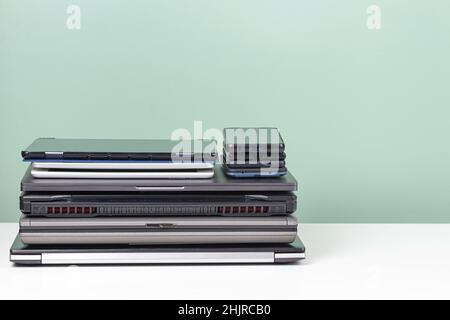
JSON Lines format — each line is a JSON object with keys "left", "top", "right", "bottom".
{"left": 217, "top": 206, "right": 269, "bottom": 214}
{"left": 46, "top": 207, "right": 97, "bottom": 215}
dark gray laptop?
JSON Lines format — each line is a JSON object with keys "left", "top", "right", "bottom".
{"left": 10, "top": 235, "right": 305, "bottom": 265}
{"left": 21, "top": 165, "right": 298, "bottom": 192}
{"left": 20, "top": 191, "right": 297, "bottom": 217}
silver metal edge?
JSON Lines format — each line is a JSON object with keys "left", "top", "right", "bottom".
{"left": 10, "top": 254, "right": 42, "bottom": 264}
{"left": 41, "top": 252, "right": 275, "bottom": 264}
{"left": 274, "top": 252, "right": 305, "bottom": 263}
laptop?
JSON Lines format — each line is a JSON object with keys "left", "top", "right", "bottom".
{"left": 10, "top": 235, "right": 305, "bottom": 265}
{"left": 20, "top": 191, "right": 297, "bottom": 217}
{"left": 19, "top": 215, "right": 298, "bottom": 245}
{"left": 30, "top": 167, "right": 215, "bottom": 179}
{"left": 21, "top": 165, "right": 298, "bottom": 192}
{"left": 22, "top": 138, "right": 217, "bottom": 162}
{"left": 31, "top": 161, "right": 215, "bottom": 170}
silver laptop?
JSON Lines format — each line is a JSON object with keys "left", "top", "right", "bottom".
{"left": 10, "top": 235, "right": 305, "bottom": 265}
{"left": 32, "top": 161, "right": 215, "bottom": 170}
{"left": 31, "top": 167, "right": 214, "bottom": 179}
{"left": 19, "top": 215, "right": 298, "bottom": 245}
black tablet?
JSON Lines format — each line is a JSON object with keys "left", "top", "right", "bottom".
{"left": 22, "top": 138, "right": 217, "bottom": 161}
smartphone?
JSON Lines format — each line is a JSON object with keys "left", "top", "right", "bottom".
{"left": 223, "top": 154, "right": 286, "bottom": 169}
{"left": 223, "top": 127, "right": 285, "bottom": 154}
{"left": 223, "top": 165, "right": 288, "bottom": 178}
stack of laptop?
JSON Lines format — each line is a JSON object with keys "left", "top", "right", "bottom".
{"left": 10, "top": 137, "right": 305, "bottom": 265}
{"left": 222, "top": 128, "right": 287, "bottom": 178}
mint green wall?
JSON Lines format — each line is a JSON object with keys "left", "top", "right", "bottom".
{"left": 1, "top": 1, "right": 449, "bottom": 222}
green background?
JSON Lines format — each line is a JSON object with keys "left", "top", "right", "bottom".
{"left": 1, "top": 1, "right": 449, "bottom": 222}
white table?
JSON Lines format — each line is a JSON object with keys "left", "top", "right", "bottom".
{"left": 1, "top": 223, "right": 449, "bottom": 299}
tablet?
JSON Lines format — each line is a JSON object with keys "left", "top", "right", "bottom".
{"left": 22, "top": 138, "right": 217, "bottom": 161}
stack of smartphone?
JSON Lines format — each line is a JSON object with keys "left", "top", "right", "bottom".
{"left": 223, "top": 128, "right": 287, "bottom": 177}
{"left": 10, "top": 137, "right": 305, "bottom": 265}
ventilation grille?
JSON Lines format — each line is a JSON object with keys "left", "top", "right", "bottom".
{"left": 31, "top": 204, "right": 286, "bottom": 216}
